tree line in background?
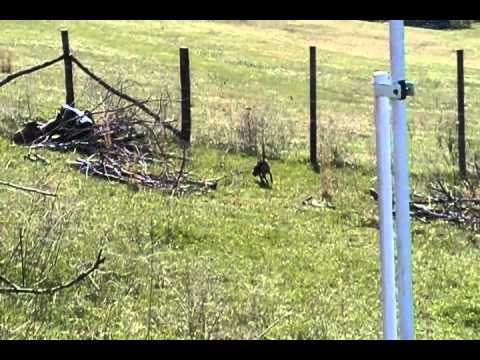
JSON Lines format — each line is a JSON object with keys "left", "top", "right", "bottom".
{"left": 368, "top": 20, "right": 476, "bottom": 29}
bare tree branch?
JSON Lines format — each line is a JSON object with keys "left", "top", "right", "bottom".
{"left": 70, "top": 55, "right": 181, "bottom": 137}
{"left": 174, "top": 142, "right": 188, "bottom": 190}
{"left": 0, "top": 179, "right": 57, "bottom": 197}
{"left": 0, "top": 55, "right": 64, "bottom": 88}
{"left": 91, "top": 98, "right": 158, "bottom": 116}
{"left": 0, "top": 249, "right": 105, "bottom": 295}
{"left": 89, "top": 86, "right": 115, "bottom": 113}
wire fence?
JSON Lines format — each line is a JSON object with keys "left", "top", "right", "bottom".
{"left": 2, "top": 30, "right": 480, "bottom": 182}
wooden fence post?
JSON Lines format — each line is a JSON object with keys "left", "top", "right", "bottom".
{"left": 179, "top": 48, "right": 191, "bottom": 144}
{"left": 309, "top": 46, "right": 318, "bottom": 169}
{"left": 61, "top": 29, "right": 75, "bottom": 106}
{"left": 457, "top": 49, "right": 466, "bottom": 179}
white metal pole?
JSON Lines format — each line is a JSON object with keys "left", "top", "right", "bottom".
{"left": 389, "top": 19, "right": 415, "bottom": 340}
{"left": 373, "top": 71, "right": 398, "bottom": 340}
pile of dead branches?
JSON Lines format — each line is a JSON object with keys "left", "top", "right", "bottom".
{"left": 2, "top": 51, "right": 217, "bottom": 195}
{"left": 370, "top": 179, "right": 480, "bottom": 232}
{"left": 14, "top": 105, "right": 217, "bottom": 195}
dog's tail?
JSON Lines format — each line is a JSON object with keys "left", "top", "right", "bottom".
{"left": 262, "top": 139, "right": 266, "bottom": 162}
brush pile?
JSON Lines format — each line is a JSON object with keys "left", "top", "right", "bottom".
{"left": 12, "top": 104, "right": 217, "bottom": 194}
{"left": 370, "top": 179, "right": 480, "bottom": 232}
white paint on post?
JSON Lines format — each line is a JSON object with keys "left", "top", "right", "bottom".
{"left": 389, "top": 19, "right": 415, "bottom": 340}
{"left": 373, "top": 71, "right": 398, "bottom": 340}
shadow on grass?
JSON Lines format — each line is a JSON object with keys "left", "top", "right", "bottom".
{"left": 441, "top": 304, "right": 480, "bottom": 331}
{"left": 255, "top": 180, "right": 273, "bottom": 190}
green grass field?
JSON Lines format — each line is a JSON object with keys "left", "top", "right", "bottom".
{"left": 1, "top": 20, "right": 480, "bottom": 339}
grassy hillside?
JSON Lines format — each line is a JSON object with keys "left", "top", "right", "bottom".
{"left": 1, "top": 20, "right": 480, "bottom": 339}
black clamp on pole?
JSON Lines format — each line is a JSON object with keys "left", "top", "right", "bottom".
{"left": 397, "top": 80, "right": 415, "bottom": 100}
